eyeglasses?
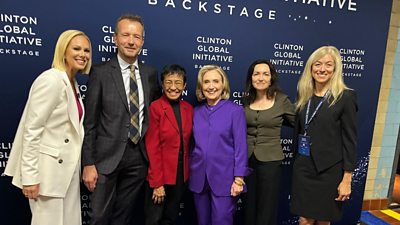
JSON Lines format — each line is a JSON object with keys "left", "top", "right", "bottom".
{"left": 163, "top": 80, "right": 184, "bottom": 88}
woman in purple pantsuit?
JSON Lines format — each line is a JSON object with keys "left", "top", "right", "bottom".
{"left": 189, "top": 65, "right": 250, "bottom": 225}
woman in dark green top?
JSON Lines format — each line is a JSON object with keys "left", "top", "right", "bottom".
{"left": 243, "top": 59, "right": 295, "bottom": 225}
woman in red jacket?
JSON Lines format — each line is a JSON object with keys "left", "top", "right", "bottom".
{"left": 144, "top": 64, "right": 193, "bottom": 225}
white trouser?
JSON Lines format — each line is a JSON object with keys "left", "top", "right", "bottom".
{"left": 29, "top": 163, "right": 81, "bottom": 225}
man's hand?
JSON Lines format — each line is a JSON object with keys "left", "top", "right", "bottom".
{"left": 82, "top": 165, "right": 98, "bottom": 192}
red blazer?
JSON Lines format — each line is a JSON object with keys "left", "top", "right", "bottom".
{"left": 145, "top": 95, "right": 193, "bottom": 188}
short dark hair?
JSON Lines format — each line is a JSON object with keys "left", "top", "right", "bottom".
{"left": 161, "top": 64, "right": 187, "bottom": 83}
{"left": 244, "top": 59, "right": 280, "bottom": 106}
{"left": 115, "top": 14, "right": 144, "bottom": 34}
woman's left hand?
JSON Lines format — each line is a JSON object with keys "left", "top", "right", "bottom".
{"left": 152, "top": 186, "right": 166, "bottom": 204}
{"left": 335, "top": 171, "right": 352, "bottom": 201}
{"left": 230, "top": 182, "right": 243, "bottom": 197}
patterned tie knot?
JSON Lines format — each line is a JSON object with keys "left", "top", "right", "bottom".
{"left": 130, "top": 64, "right": 135, "bottom": 73}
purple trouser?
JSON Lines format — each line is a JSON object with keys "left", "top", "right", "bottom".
{"left": 193, "top": 179, "right": 238, "bottom": 225}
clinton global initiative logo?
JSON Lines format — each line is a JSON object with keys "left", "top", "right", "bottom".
{"left": 97, "top": 25, "right": 149, "bottom": 63}
{"left": 270, "top": 42, "right": 304, "bottom": 76}
{"left": 81, "top": 194, "right": 90, "bottom": 224}
{"left": 193, "top": 35, "right": 234, "bottom": 71}
{"left": 0, "top": 142, "right": 12, "bottom": 150}
{"left": 340, "top": 48, "right": 365, "bottom": 78}
{"left": 0, "top": 142, "right": 12, "bottom": 169}
{"left": 281, "top": 138, "right": 293, "bottom": 165}
{"left": 283, "top": 0, "right": 357, "bottom": 25}
{"left": 77, "top": 84, "right": 87, "bottom": 100}
{"left": 232, "top": 91, "right": 246, "bottom": 106}
{"left": 0, "top": 13, "right": 43, "bottom": 57}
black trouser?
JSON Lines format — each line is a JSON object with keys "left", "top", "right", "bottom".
{"left": 243, "top": 154, "right": 282, "bottom": 225}
{"left": 89, "top": 141, "right": 147, "bottom": 225}
{"left": 145, "top": 160, "right": 186, "bottom": 225}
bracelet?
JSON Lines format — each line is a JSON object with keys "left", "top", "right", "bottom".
{"left": 234, "top": 180, "right": 244, "bottom": 186}
{"left": 234, "top": 178, "right": 245, "bottom": 186}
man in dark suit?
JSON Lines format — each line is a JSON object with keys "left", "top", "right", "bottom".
{"left": 81, "top": 14, "right": 161, "bottom": 225}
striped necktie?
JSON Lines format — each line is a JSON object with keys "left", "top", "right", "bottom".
{"left": 129, "top": 65, "right": 140, "bottom": 144}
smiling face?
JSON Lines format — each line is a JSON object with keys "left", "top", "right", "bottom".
{"left": 311, "top": 54, "right": 335, "bottom": 88}
{"left": 64, "top": 35, "right": 91, "bottom": 76}
{"left": 114, "top": 19, "right": 144, "bottom": 64}
{"left": 201, "top": 69, "right": 224, "bottom": 106}
{"left": 162, "top": 73, "right": 186, "bottom": 101}
{"left": 252, "top": 63, "right": 271, "bottom": 92}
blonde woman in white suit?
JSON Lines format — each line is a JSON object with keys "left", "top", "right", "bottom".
{"left": 4, "top": 29, "right": 92, "bottom": 225}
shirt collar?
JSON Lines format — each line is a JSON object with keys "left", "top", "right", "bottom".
{"left": 117, "top": 54, "right": 138, "bottom": 70}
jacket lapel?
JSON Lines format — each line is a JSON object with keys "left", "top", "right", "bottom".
{"left": 139, "top": 62, "right": 150, "bottom": 109}
{"left": 61, "top": 73, "right": 80, "bottom": 135}
{"left": 75, "top": 79, "right": 85, "bottom": 140}
{"left": 110, "top": 58, "right": 129, "bottom": 112}
{"left": 180, "top": 101, "right": 188, "bottom": 134}
{"left": 160, "top": 96, "right": 179, "bottom": 132}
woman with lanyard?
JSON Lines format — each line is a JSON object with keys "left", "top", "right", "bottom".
{"left": 290, "top": 46, "right": 358, "bottom": 225}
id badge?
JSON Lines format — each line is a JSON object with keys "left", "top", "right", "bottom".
{"left": 298, "top": 134, "right": 311, "bottom": 156}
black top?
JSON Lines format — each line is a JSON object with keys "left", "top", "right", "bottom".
{"left": 294, "top": 89, "right": 358, "bottom": 172}
{"left": 170, "top": 100, "right": 184, "bottom": 162}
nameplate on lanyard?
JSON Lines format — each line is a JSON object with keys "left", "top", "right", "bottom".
{"left": 298, "top": 134, "right": 311, "bottom": 156}
{"left": 299, "top": 90, "right": 330, "bottom": 157}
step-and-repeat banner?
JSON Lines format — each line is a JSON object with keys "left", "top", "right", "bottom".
{"left": 0, "top": 0, "right": 393, "bottom": 224}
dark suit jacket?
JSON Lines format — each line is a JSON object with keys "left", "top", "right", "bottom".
{"left": 294, "top": 90, "right": 358, "bottom": 172}
{"left": 82, "top": 57, "right": 161, "bottom": 174}
{"left": 145, "top": 95, "right": 193, "bottom": 188}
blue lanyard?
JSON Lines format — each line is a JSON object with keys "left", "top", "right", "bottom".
{"left": 304, "top": 91, "right": 330, "bottom": 135}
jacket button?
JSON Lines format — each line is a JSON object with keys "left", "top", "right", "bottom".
{"left": 64, "top": 139, "right": 69, "bottom": 143}
{"left": 58, "top": 159, "right": 63, "bottom": 164}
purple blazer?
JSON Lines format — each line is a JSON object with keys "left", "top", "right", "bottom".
{"left": 189, "top": 100, "right": 250, "bottom": 196}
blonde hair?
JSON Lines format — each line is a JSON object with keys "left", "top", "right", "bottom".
{"left": 296, "top": 46, "right": 349, "bottom": 110}
{"left": 195, "top": 65, "right": 230, "bottom": 101}
{"left": 52, "top": 30, "right": 92, "bottom": 74}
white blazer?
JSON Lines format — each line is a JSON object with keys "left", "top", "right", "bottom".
{"left": 5, "top": 68, "right": 85, "bottom": 198}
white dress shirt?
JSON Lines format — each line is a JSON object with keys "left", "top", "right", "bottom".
{"left": 117, "top": 54, "right": 144, "bottom": 136}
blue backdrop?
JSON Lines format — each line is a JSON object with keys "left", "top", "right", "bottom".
{"left": 0, "top": 0, "right": 393, "bottom": 224}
